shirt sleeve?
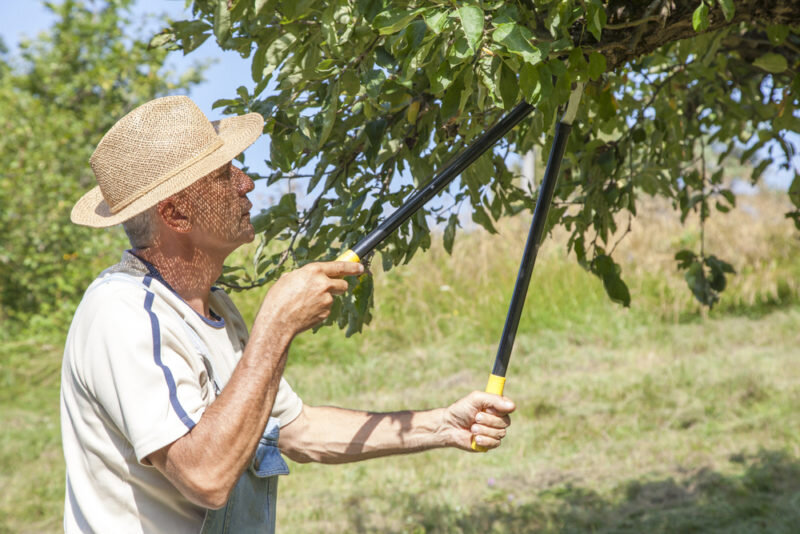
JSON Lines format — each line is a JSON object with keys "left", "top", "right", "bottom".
{"left": 78, "top": 282, "right": 209, "bottom": 463}
{"left": 273, "top": 377, "right": 303, "bottom": 427}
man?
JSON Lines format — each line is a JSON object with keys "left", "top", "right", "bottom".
{"left": 62, "top": 95, "right": 515, "bottom": 533}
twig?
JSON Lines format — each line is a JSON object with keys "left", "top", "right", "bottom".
{"left": 605, "top": 16, "right": 661, "bottom": 30}
{"left": 216, "top": 279, "right": 266, "bottom": 291}
{"left": 699, "top": 138, "right": 707, "bottom": 260}
{"left": 629, "top": 0, "right": 665, "bottom": 51}
{"left": 609, "top": 213, "right": 632, "bottom": 256}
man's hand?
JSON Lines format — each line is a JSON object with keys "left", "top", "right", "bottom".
{"left": 438, "top": 391, "right": 515, "bottom": 451}
{"left": 256, "top": 261, "right": 364, "bottom": 336}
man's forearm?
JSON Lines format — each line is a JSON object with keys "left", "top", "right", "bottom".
{"left": 147, "top": 322, "right": 292, "bottom": 509}
{"left": 279, "top": 405, "right": 448, "bottom": 464}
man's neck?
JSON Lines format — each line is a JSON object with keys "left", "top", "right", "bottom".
{"left": 134, "top": 243, "right": 224, "bottom": 319}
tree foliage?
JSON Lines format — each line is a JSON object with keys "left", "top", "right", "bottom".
{"left": 156, "top": 0, "right": 800, "bottom": 333}
{"left": 0, "top": 0, "right": 203, "bottom": 326}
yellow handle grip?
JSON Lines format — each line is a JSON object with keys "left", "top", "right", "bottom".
{"left": 471, "top": 374, "right": 506, "bottom": 452}
{"left": 335, "top": 250, "right": 360, "bottom": 263}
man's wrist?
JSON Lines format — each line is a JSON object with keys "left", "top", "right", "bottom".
{"left": 412, "top": 407, "right": 450, "bottom": 450}
{"left": 250, "top": 310, "right": 294, "bottom": 357}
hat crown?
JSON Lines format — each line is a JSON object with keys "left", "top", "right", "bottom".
{"left": 89, "top": 95, "right": 223, "bottom": 213}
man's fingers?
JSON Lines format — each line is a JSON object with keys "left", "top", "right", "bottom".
{"left": 474, "top": 411, "right": 510, "bottom": 429}
{"left": 471, "top": 434, "right": 501, "bottom": 450}
{"left": 315, "top": 261, "right": 365, "bottom": 278}
{"left": 327, "top": 279, "right": 350, "bottom": 295}
{"left": 471, "top": 391, "right": 516, "bottom": 415}
{"left": 470, "top": 423, "right": 507, "bottom": 440}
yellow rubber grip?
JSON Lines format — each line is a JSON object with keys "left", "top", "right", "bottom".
{"left": 485, "top": 374, "right": 506, "bottom": 396}
{"left": 471, "top": 374, "right": 507, "bottom": 452}
{"left": 335, "top": 249, "right": 360, "bottom": 263}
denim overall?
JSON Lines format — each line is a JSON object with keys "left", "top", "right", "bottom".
{"left": 100, "top": 271, "right": 290, "bottom": 533}
{"left": 200, "top": 417, "right": 289, "bottom": 534}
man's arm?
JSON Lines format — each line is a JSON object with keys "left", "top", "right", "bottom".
{"left": 146, "top": 261, "right": 362, "bottom": 509}
{"left": 278, "top": 391, "right": 515, "bottom": 464}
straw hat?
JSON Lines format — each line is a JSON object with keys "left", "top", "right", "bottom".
{"left": 71, "top": 95, "right": 264, "bottom": 228}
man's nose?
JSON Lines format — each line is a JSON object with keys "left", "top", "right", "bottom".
{"left": 232, "top": 166, "right": 255, "bottom": 195}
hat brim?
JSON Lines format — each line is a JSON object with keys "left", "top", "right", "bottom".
{"left": 71, "top": 112, "right": 264, "bottom": 228}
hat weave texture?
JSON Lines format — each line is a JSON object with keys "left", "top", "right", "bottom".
{"left": 71, "top": 95, "right": 264, "bottom": 228}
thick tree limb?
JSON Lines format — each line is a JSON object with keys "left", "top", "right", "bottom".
{"left": 598, "top": 0, "right": 800, "bottom": 69}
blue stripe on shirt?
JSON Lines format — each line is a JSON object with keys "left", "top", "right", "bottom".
{"left": 143, "top": 275, "right": 196, "bottom": 430}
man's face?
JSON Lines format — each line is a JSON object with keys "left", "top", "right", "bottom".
{"left": 174, "top": 162, "right": 256, "bottom": 254}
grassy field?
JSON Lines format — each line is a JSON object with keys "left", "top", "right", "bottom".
{"left": 1, "top": 191, "right": 799, "bottom": 533}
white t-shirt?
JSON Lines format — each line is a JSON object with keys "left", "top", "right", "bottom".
{"left": 60, "top": 251, "right": 303, "bottom": 533}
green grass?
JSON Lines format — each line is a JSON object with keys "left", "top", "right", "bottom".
{"left": 0, "top": 337, "right": 64, "bottom": 533}
{"left": 2, "top": 192, "right": 799, "bottom": 532}
{"left": 272, "top": 305, "right": 800, "bottom": 533}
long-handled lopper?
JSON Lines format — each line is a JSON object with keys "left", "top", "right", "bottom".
{"left": 472, "top": 84, "right": 584, "bottom": 451}
{"left": 335, "top": 101, "right": 536, "bottom": 263}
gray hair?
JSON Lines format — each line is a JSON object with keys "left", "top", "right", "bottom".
{"left": 122, "top": 206, "right": 157, "bottom": 248}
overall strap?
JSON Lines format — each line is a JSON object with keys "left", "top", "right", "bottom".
{"left": 92, "top": 272, "right": 222, "bottom": 396}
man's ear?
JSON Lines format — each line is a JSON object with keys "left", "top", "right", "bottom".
{"left": 157, "top": 198, "right": 192, "bottom": 233}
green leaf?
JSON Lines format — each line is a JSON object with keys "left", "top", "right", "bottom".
{"left": 373, "top": 8, "right": 426, "bottom": 35}
{"left": 692, "top": 2, "right": 709, "bottom": 32}
{"left": 717, "top": 0, "right": 735, "bottom": 21}
{"left": 251, "top": 44, "right": 267, "bottom": 82}
{"left": 171, "top": 19, "right": 213, "bottom": 53}
{"left": 475, "top": 55, "right": 499, "bottom": 104}
{"left": 148, "top": 31, "right": 175, "bottom": 49}
{"left": 569, "top": 47, "right": 589, "bottom": 82}
{"left": 443, "top": 214, "right": 457, "bottom": 254}
{"left": 602, "top": 269, "right": 631, "bottom": 307}
{"left": 472, "top": 205, "right": 497, "bottom": 233}
{"left": 753, "top": 52, "right": 788, "bottom": 73}
{"left": 498, "top": 61, "right": 519, "bottom": 109}
{"left": 751, "top": 159, "right": 770, "bottom": 182}
{"left": 449, "top": 36, "right": 474, "bottom": 62}
{"left": 588, "top": 52, "right": 606, "bottom": 81}
{"left": 705, "top": 255, "right": 735, "bottom": 274}
{"left": 492, "top": 23, "right": 544, "bottom": 65}
{"left": 265, "top": 32, "right": 297, "bottom": 68}
{"left": 282, "top": 0, "right": 316, "bottom": 22}
{"left": 251, "top": 193, "right": 298, "bottom": 238}
{"left": 766, "top": 24, "right": 790, "bottom": 45}
{"left": 789, "top": 171, "right": 800, "bottom": 208}
{"left": 631, "top": 128, "right": 646, "bottom": 143}
{"left": 592, "top": 254, "right": 615, "bottom": 276}
{"left": 364, "top": 118, "right": 387, "bottom": 166}
{"left": 318, "top": 81, "right": 339, "bottom": 147}
{"left": 374, "top": 46, "right": 395, "bottom": 68}
{"left": 440, "top": 73, "right": 465, "bottom": 119}
{"left": 719, "top": 189, "right": 736, "bottom": 207}
{"left": 255, "top": 0, "right": 274, "bottom": 16}
{"left": 424, "top": 9, "right": 450, "bottom": 34}
{"left": 587, "top": 0, "right": 607, "bottom": 41}
{"left": 592, "top": 255, "right": 630, "bottom": 306}
{"left": 675, "top": 249, "right": 697, "bottom": 269}
{"left": 684, "top": 261, "right": 713, "bottom": 305}
{"left": 457, "top": 4, "right": 484, "bottom": 54}
{"left": 214, "top": 0, "right": 231, "bottom": 43}
{"left": 519, "top": 63, "right": 541, "bottom": 103}
{"left": 340, "top": 69, "right": 359, "bottom": 95}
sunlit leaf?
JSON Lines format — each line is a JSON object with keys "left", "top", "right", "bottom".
{"left": 457, "top": 4, "right": 484, "bottom": 54}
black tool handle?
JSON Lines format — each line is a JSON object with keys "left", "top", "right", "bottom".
{"left": 337, "top": 102, "right": 535, "bottom": 262}
{"left": 492, "top": 121, "right": 572, "bottom": 377}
